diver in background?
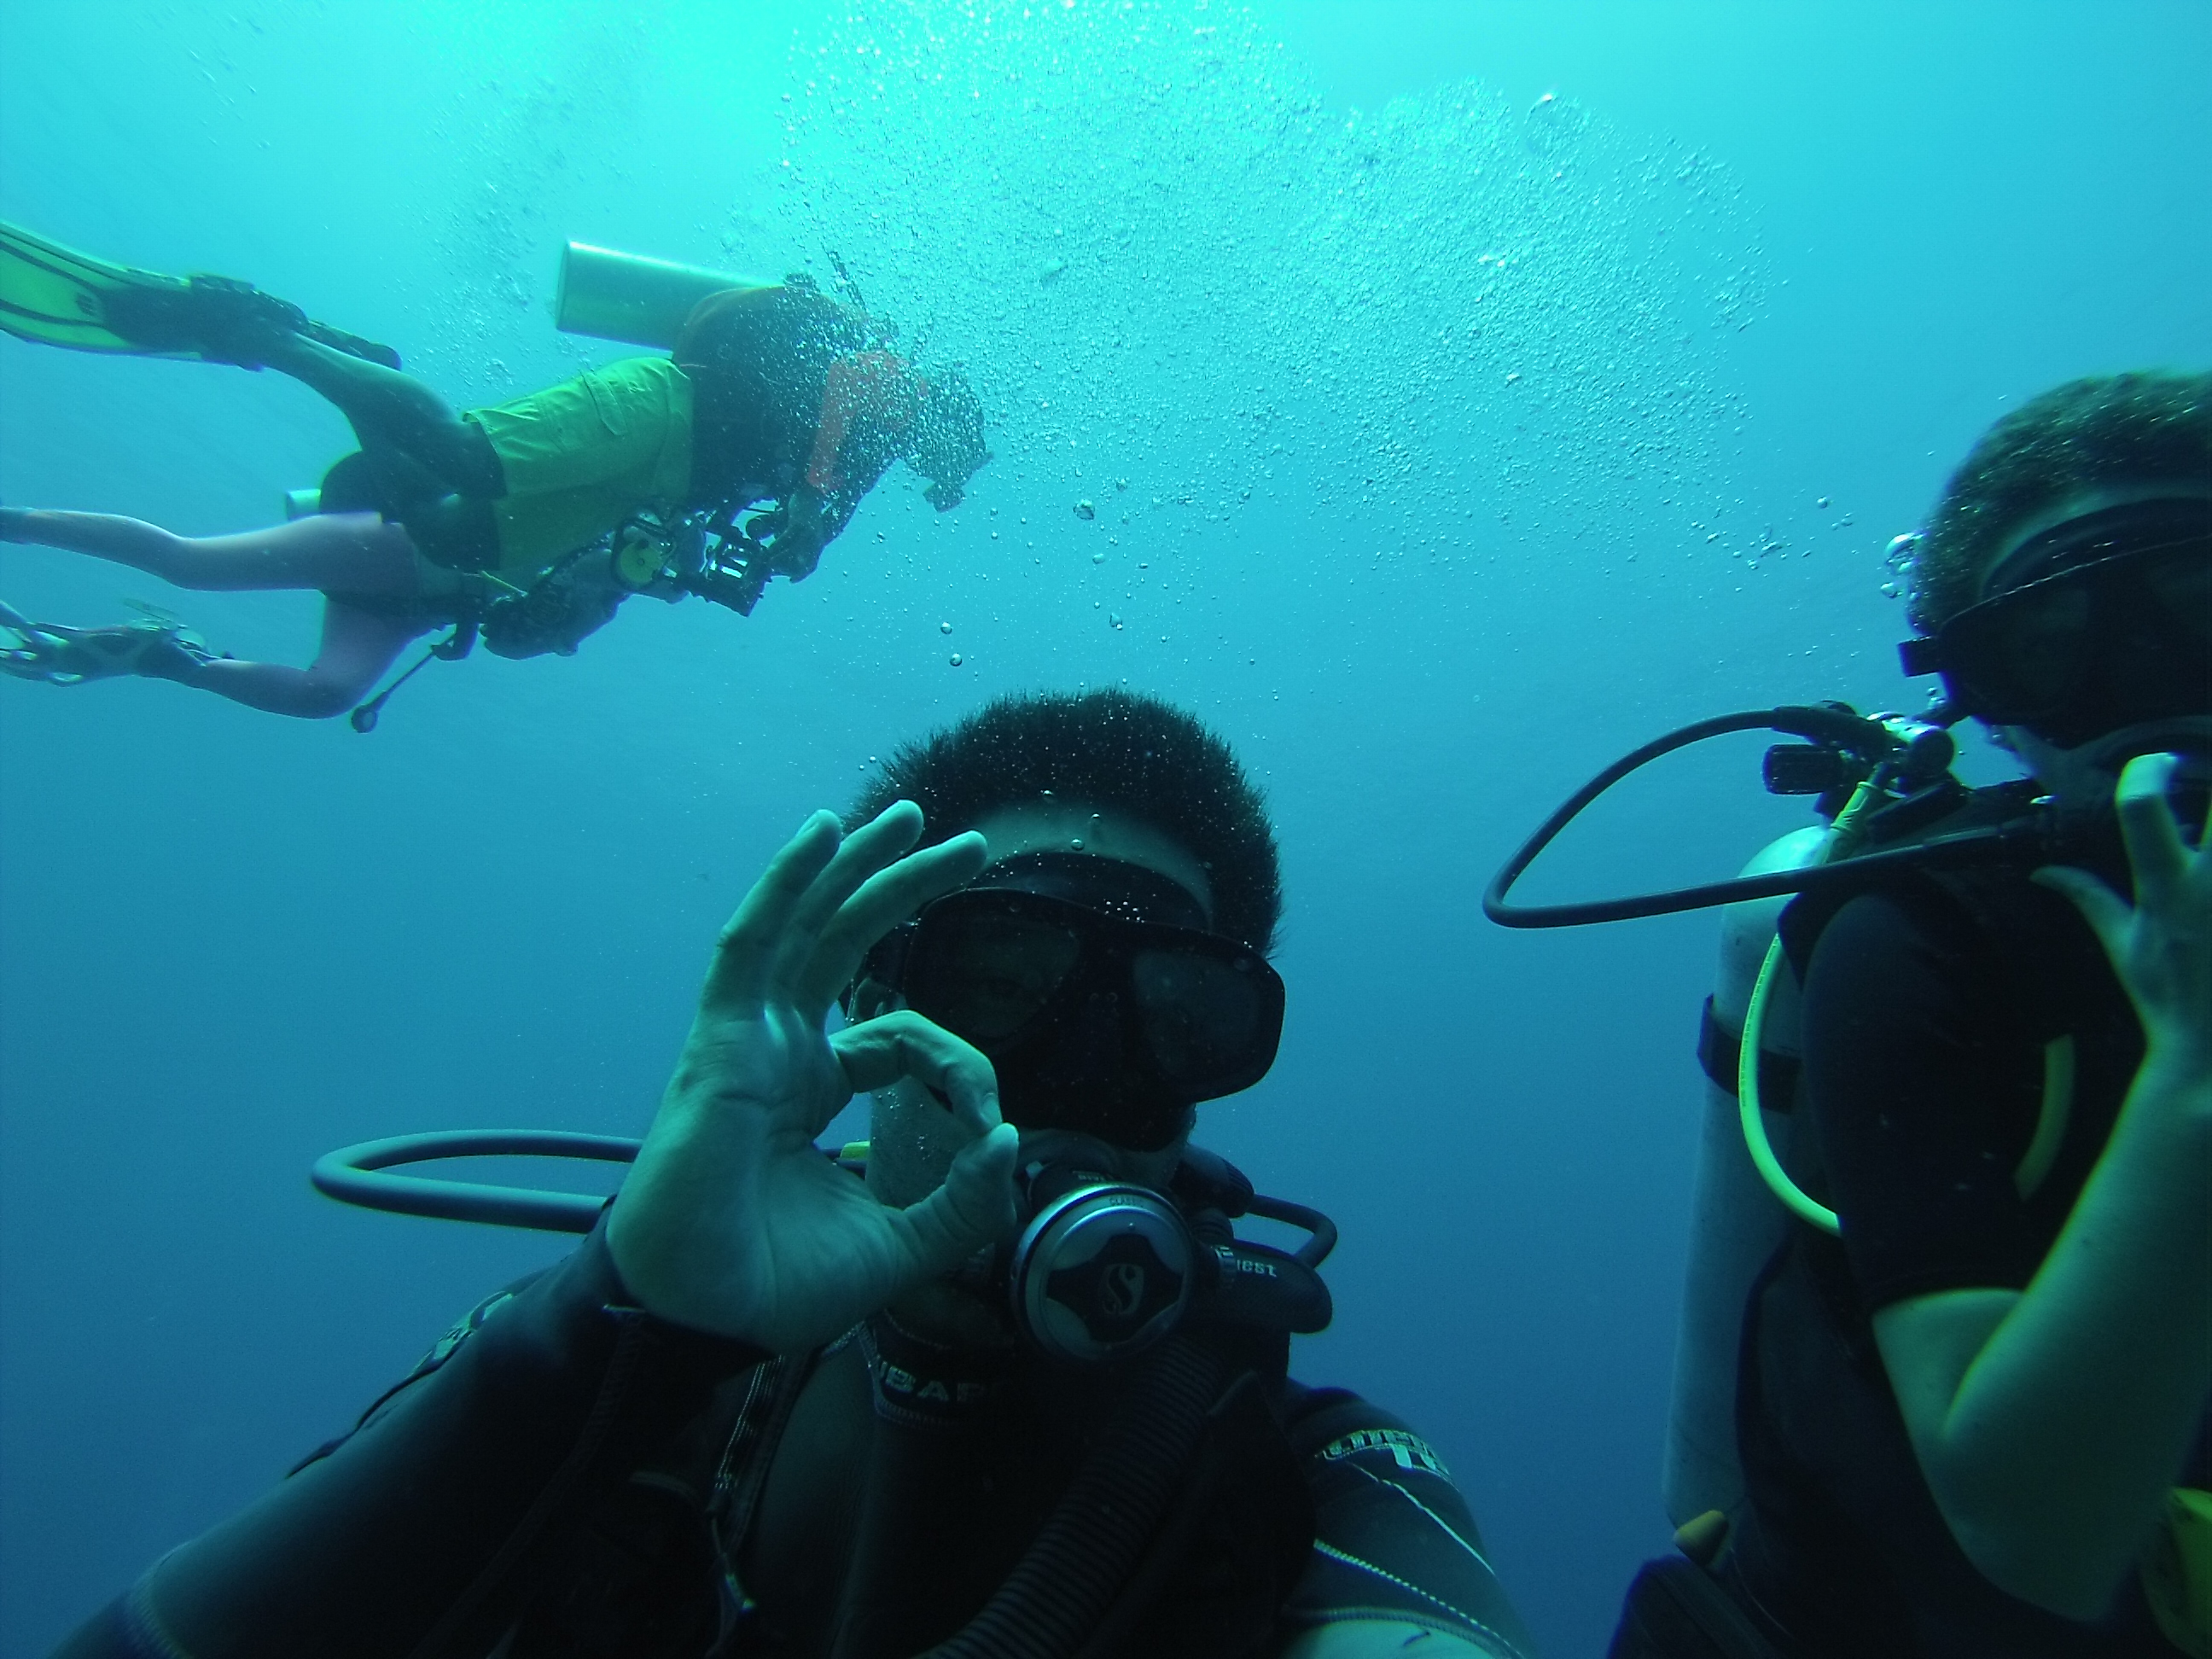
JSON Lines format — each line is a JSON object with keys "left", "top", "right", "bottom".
{"left": 1610, "top": 372, "right": 2211, "bottom": 1656}
{"left": 0, "top": 220, "right": 990, "bottom": 718}
{"left": 53, "top": 690, "right": 1538, "bottom": 1659}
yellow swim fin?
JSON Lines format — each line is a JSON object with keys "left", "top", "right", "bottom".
{"left": 0, "top": 219, "right": 400, "bottom": 368}
{"left": 0, "top": 218, "right": 201, "bottom": 356}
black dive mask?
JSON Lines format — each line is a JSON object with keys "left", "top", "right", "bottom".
{"left": 858, "top": 853, "right": 1285, "bottom": 1152}
{"left": 1901, "top": 498, "right": 2211, "bottom": 748}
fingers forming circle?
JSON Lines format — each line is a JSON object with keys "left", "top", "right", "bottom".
{"left": 832, "top": 1010, "right": 1002, "bottom": 1139}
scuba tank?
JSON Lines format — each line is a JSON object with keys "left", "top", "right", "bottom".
{"left": 555, "top": 242, "right": 770, "bottom": 351}
{"left": 1661, "top": 824, "right": 1821, "bottom": 1534}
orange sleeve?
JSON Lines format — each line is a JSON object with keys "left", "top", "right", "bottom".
{"left": 806, "top": 352, "right": 917, "bottom": 494}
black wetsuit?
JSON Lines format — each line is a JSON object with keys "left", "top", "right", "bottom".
{"left": 1721, "top": 859, "right": 2211, "bottom": 1656}
{"left": 55, "top": 1224, "right": 1534, "bottom": 1659}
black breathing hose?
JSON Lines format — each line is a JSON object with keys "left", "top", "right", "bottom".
{"left": 1481, "top": 705, "right": 2024, "bottom": 928}
{"left": 311, "top": 1131, "right": 639, "bottom": 1231}
{"left": 1245, "top": 1193, "right": 1336, "bottom": 1267}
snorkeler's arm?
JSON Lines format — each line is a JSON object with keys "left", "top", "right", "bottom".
{"left": 1869, "top": 754, "right": 2212, "bottom": 1619}
{"left": 1276, "top": 1390, "right": 1538, "bottom": 1658}
{"left": 803, "top": 352, "right": 910, "bottom": 497}
{"left": 54, "top": 1222, "right": 767, "bottom": 1659}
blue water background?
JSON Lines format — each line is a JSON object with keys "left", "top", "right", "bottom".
{"left": 2, "top": 3, "right": 2206, "bottom": 1652}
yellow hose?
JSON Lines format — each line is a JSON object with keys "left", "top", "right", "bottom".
{"left": 1738, "top": 938, "right": 1842, "bottom": 1234}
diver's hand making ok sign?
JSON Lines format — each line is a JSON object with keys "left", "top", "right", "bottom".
{"left": 608, "top": 802, "right": 1019, "bottom": 1352}
{"left": 2038, "top": 751, "right": 2212, "bottom": 1095}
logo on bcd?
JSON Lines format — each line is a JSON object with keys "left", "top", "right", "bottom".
{"left": 1319, "top": 1428, "right": 1452, "bottom": 1479}
{"left": 1101, "top": 1261, "right": 1148, "bottom": 1317}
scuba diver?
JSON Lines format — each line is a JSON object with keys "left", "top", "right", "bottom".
{"left": 52, "top": 689, "right": 1538, "bottom": 1659}
{"left": 1487, "top": 371, "right": 2209, "bottom": 1656}
{"left": 0, "top": 221, "right": 991, "bottom": 724}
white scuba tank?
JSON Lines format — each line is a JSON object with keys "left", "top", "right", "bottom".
{"left": 1661, "top": 824, "right": 1826, "bottom": 1532}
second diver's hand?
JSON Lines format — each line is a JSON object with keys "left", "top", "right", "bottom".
{"left": 608, "top": 802, "right": 1018, "bottom": 1353}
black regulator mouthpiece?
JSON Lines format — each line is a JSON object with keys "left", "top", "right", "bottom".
{"left": 994, "top": 1143, "right": 1336, "bottom": 1365}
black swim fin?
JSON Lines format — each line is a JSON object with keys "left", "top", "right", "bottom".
{"left": 0, "top": 219, "right": 400, "bottom": 370}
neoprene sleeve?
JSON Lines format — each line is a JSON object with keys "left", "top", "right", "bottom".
{"left": 49, "top": 1223, "right": 766, "bottom": 1659}
{"left": 1281, "top": 1390, "right": 1538, "bottom": 1659}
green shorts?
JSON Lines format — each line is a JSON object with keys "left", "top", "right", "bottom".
{"left": 467, "top": 356, "right": 695, "bottom": 579}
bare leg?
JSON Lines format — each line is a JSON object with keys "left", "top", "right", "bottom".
{"left": 261, "top": 335, "right": 504, "bottom": 496}
{"left": 150, "top": 599, "right": 429, "bottom": 719}
{"left": 3, "top": 508, "right": 421, "bottom": 594}
{"left": 4, "top": 508, "right": 440, "bottom": 718}
{"left": 238, "top": 338, "right": 508, "bottom": 570}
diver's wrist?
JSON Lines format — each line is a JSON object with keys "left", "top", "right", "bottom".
{"left": 2117, "top": 1051, "right": 2212, "bottom": 1138}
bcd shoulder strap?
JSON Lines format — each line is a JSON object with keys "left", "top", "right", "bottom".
{"left": 1777, "top": 859, "right": 2078, "bottom": 1052}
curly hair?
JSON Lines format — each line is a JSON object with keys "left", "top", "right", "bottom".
{"left": 1909, "top": 370, "right": 2212, "bottom": 632}
{"left": 847, "top": 689, "right": 1282, "bottom": 953}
